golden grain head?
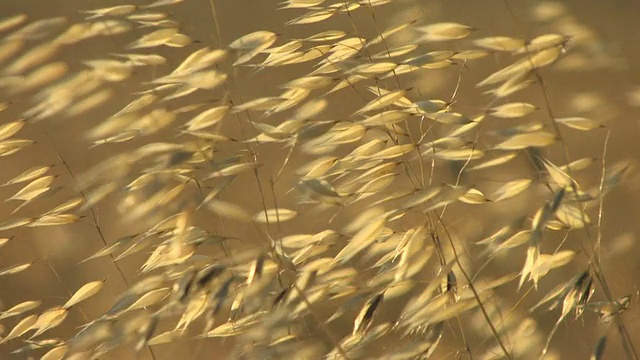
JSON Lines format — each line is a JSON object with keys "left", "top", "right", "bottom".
{"left": 0, "top": 1, "right": 636, "bottom": 359}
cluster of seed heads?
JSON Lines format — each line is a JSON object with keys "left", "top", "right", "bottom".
{"left": 0, "top": 1, "right": 637, "bottom": 359}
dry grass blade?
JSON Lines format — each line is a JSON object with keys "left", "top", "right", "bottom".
{"left": 494, "top": 131, "right": 557, "bottom": 150}
{"left": 490, "top": 179, "right": 532, "bottom": 202}
{"left": 334, "top": 216, "right": 386, "bottom": 264}
{"left": 0, "top": 262, "right": 34, "bottom": 277}
{"left": 30, "top": 307, "right": 68, "bottom": 338}
{"left": 490, "top": 102, "right": 538, "bottom": 118}
{"left": 0, "top": 139, "right": 33, "bottom": 156}
{"left": 29, "top": 214, "right": 80, "bottom": 227}
{"left": 128, "top": 28, "right": 179, "bottom": 49}
{"left": 474, "top": 36, "right": 525, "bottom": 51}
{"left": 554, "top": 117, "right": 604, "bottom": 131}
{"left": 0, "top": 119, "right": 26, "bottom": 141}
{"left": 7, "top": 176, "right": 55, "bottom": 203}
{"left": 0, "top": 300, "right": 41, "bottom": 320}
{"left": 355, "top": 90, "right": 407, "bottom": 115}
{"left": 1, "top": 314, "right": 38, "bottom": 343}
{"left": 63, "top": 280, "right": 106, "bottom": 309}
{"left": 415, "top": 22, "right": 473, "bottom": 42}
{"left": 125, "top": 288, "right": 172, "bottom": 312}
{"left": 229, "top": 31, "right": 277, "bottom": 51}
{"left": 1, "top": 165, "right": 52, "bottom": 187}
{"left": 253, "top": 208, "right": 298, "bottom": 223}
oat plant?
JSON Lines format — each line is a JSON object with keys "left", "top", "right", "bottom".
{"left": 0, "top": 0, "right": 638, "bottom": 359}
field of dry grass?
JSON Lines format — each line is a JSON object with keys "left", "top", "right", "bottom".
{"left": 0, "top": 1, "right": 639, "bottom": 359}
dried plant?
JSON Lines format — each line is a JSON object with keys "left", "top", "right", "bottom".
{"left": 0, "top": 1, "right": 638, "bottom": 359}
